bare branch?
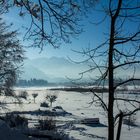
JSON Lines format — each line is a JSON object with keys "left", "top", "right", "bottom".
{"left": 114, "top": 61, "right": 140, "bottom": 69}
{"left": 114, "top": 78, "right": 140, "bottom": 89}
{"left": 114, "top": 32, "right": 140, "bottom": 45}
{"left": 90, "top": 89, "right": 108, "bottom": 112}
{"left": 114, "top": 98, "right": 140, "bottom": 104}
{"left": 123, "top": 108, "right": 140, "bottom": 117}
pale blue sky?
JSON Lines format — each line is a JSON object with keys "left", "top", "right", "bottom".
{"left": 2, "top": 1, "right": 139, "bottom": 61}
{"left": 2, "top": 5, "right": 107, "bottom": 61}
{"left": 2, "top": 1, "right": 140, "bottom": 80}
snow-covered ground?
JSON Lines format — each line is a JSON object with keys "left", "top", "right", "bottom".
{"left": 0, "top": 87, "right": 140, "bottom": 140}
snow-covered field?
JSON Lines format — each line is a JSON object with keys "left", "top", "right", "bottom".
{"left": 0, "top": 87, "right": 140, "bottom": 140}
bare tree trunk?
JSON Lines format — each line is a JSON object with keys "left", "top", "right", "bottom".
{"left": 116, "top": 112, "right": 123, "bottom": 140}
{"left": 108, "top": 1, "right": 122, "bottom": 139}
{"left": 108, "top": 67, "right": 114, "bottom": 140}
{"left": 108, "top": 36, "right": 114, "bottom": 140}
{"left": 50, "top": 102, "right": 52, "bottom": 108}
{"left": 108, "top": 15, "right": 115, "bottom": 140}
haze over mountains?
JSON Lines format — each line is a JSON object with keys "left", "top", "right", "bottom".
{"left": 20, "top": 57, "right": 89, "bottom": 83}
{"left": 20, "top": 56, "right": 140, "bottom": 83}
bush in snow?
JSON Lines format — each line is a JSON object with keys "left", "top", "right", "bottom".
{"left": 40, "top": 102, "right": 49, "bottom": 108}
{"left": 0, "top": 120, "right": 28, "bottom": 140}
{"left": 38, "top": 117, "right": 56, "bottom": 130}
{"left": 4, "top": 113, "right": 28, "bottom": 128}
{"left": 54, "top": 106, "right": 63, "bottom": 110}
{"left": 18, "top": 90, "right": 28, "bottom": 100}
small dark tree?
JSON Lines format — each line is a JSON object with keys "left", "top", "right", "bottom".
{"left": 32, "top": 93, "right": 38, "bottom": 103}
{"left": 0, "top": 18, "right": 24, "bottom": 96}
{"left": 46, "top": 94, "right": 57, "bottom": 108}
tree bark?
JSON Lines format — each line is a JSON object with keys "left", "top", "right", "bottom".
{"left": 108, "top": 10, "right": 116, "bottom": 140}
{"left": 108, "top": 23, "right": 115, "bottom": 140}
{"left": 108, "top": 1, "right": 122, "bottom": 139}
{"left": 116, "top": 112, "right": 123, "bottom": 140}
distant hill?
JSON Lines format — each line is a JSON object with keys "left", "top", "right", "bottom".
{"left": 20, "top": 56, "right": 140, "bottom": 83}
{"left": 16, "top": 79, "right": 48, "bottom": 87}
{"left": 20, "top": 57, "right": 89, "bottom": 83}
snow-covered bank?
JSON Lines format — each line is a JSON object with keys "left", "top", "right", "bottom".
{"left": 0, "top": 88, "right": 139, "bottom": 140}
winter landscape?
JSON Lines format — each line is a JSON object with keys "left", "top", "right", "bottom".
{"left": 0, "top": 0, "right": 140, "bottom": 140}
{"left": 0, "top": 86, "right": 139, "bottom": 140}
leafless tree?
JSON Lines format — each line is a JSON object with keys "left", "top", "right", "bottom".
{"left": 46, "top": 94, "right": 57, "bottom": 107}
{"left": 0, "top": 1, "right": 139, "bottom": 139}
{"left": 0, "top": 18, "right": 24, "bottom": 96}
{"left": 32, "top": 93, "right": 38, "bottom": 103}
{"left": 0, "top": 0, "right": 84, "bottom": 49}
{"left": 75, "top": 0, "right": 140, "bottom": 140}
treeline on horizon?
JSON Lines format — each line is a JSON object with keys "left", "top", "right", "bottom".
{"left": 16, "top": 79, "right": 48, "bottom": 87}
{"left": 16, "top": 78, "right": 78, "bottom": 87}
{"left": 16, "top": 78, "right": 140, "bottom": 87}
{"left": 15, "top": 78, "right": 92, "bottom": 87}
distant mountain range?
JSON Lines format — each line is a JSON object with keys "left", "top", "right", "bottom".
{"left": 20, "top": 57, "right": 89, "bottom": 83}
{"left": 20, "top": 56, "right": 140, "bottom": 83}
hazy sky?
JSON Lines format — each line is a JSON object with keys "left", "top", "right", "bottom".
{"left": 2, "top": 1, "right": 140, "bottom": 80}
{"left": 1, "top": 3, "right": 109, "bottom": 80}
